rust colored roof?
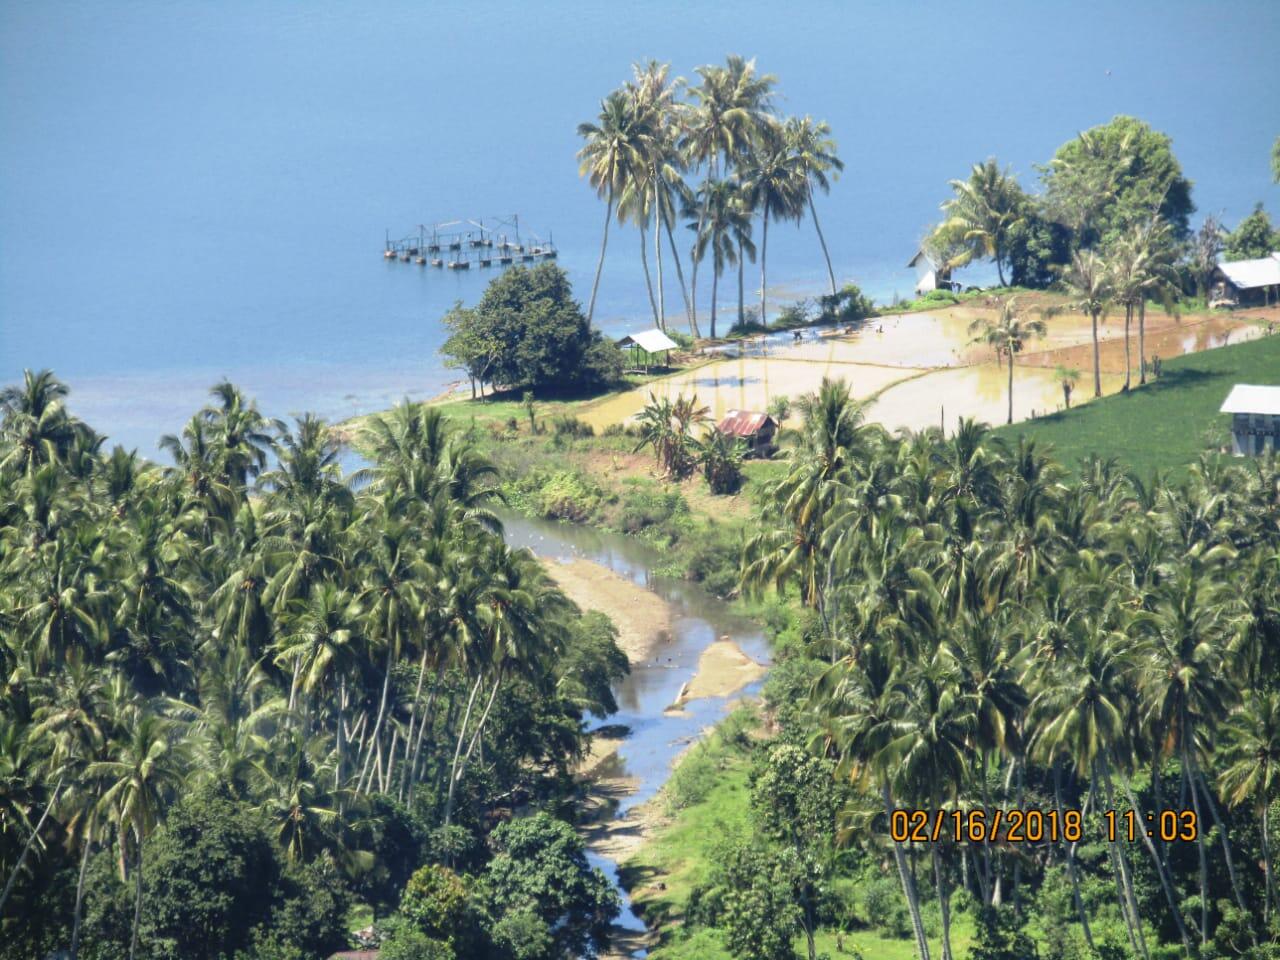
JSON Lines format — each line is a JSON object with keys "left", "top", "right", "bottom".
{"left": 328, "top": 952, "right": 378, "bottom": 960}
{"left": 716, "top": 410, "right": 776, "bottom": 437}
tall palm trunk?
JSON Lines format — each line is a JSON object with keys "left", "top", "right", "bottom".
{"left": 737, "top": 236, "right": 746, "bottom": 325}
{"left": 586, "top": 187, "right": 614, "bottom": 325}
{"left": 882, "top": 783, "right": 931, "bottom": 960}
{"left": 70, "top": 827, "right": 92, "bottom": 960}
{"left": 932, "top": 842, "right": 954, "bottom": 960}
{"left": 335, "top": 679, "right": 346, "bottom": 793}
{"left": 0, "top": 776, "right": 61, "bottom": 914}
{"left": 690, "top": 204, "right": 707, "bottom": 338}
{"left": 759, "top": 211, "right": 770, "bottom": 328}
{"left": 639, "top": 216, "right": 660, "bottom": 328}
{"left": 1264, "top": 800, "right": 1276, "bottom": 922}
{"left": 1054, "top": 764, "right": 1094, "bottom": 950}
{"left": 399, "top": 647, "right": 432, "bottom": 801}
{"left": 1090, "top": 310, "right": 1102, "bottom": 397}
{"left": 443, "top": 672, "right": 485, "bottom": 828}
{"left": 359, "top": 640, "right": 396, "bottom": 794}
{"left": 409, "top": 663, "right": 446, "bottom": 801}
{"left": 710, "top": 258, "right": 719, "bottom": 340}
{"left": 808, "top": 186, "right": 837, "bottom": 296}
{"left": 1183, "top": 740, "right": 1210, "bottom": 947}
{"left": 129, "top": 825, "right": 143, "bottom": 960}
{"left": 1193, "top": 763, "right": 1251, "bottom": 930}
{"left": 1094, "top": 760, "right": 1146, "bottom": 960}
{"left": 1123, "top": 303, "right": 1132, "bottom": 391}
{"left": 1138, "top": 300, "right": 1148, "bottom": 384}
{"left": 662, "top": 197, "right": 695, "bottom": 336}
{"left": 654, "top": 176, "right": 665, "bottom": 331}
{"left": 1118, "top": 774, "right": 1193, "bottom": 953}
{"left": 1006, "top": 349, "right": 1015, "bottom": 424}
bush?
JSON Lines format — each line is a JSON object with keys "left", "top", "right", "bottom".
{"left": 861, "top": 875, "right": 913, "bottom": 939}
{"left": 818, "top": 284, "right": 875, "bottom": 324}
{"left": 551, "top": 415, "right": 594, "bottom": 439}
{"left": 618, "top": 486, "right": 686, "bottom": 536}
{"left": 680, "top": 522, "right": 742, "bottom": 597}
{"left": 378, "top": 917, "right": 456, "bottom": 960}
{"left": 399, "top": 864, "right": 468, "bottom": 941}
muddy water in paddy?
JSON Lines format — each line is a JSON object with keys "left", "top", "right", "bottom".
{"left": 579, "top": 308, "right": 1271, "bottom": 435}
{"left": 502, "top": 515, "right": 769, "bottom": 954}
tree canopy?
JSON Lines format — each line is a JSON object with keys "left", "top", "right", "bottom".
{"left": 1224, "top": 202, "right": 1279, "bottom": 261}
{"left": 1041, "top": 115, "right": 1195, "bottom": 246}
{"left": 441, "top": 265, "right": 624, "bottom": 396}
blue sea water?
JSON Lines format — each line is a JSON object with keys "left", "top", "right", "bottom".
{"left": 2, "top": 0, "right": 1277, "bottom": 453}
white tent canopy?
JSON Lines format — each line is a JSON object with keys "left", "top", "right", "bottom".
{"left": 618, "top": 329, "right": 680, "bottom": 353}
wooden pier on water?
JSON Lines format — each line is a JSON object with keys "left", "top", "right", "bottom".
{"left": 383, "top": 214, "right": 557, "bottom": 270}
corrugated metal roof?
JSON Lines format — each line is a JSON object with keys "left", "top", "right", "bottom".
{"left": 618, "top": 329, "right": 680, "bottom": 353}
{"left": 1221, "top": 384, "right": 1280, "bottom": 415}
{"left": 1217, "top": 253, "right": 1280, "bottom": 290}
{"left": 716, "top": 409, "right": 776, "bottom": 437}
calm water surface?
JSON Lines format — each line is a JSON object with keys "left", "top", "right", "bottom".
{"left": 2, "top": 1, "right": 1278, "bottom": 452}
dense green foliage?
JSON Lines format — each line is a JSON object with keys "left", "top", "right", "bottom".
{"left": 0, "top": 373, "right": 626, "bottom": 958}
{"left": 441, "top": 264, "right": 625, "bottom": 395}
{"left": 1224, "top": 203, "right": 1279, "bottom": 262}
{"left": 734, "top": 376, "right": 1280, "bottom": 960}
{"left": 1042, "top": 115, "right": 1195, "bottom": 246}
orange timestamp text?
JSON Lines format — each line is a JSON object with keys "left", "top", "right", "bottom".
{"left": 889, "top": 808, "right": 1198, "bottom": 844}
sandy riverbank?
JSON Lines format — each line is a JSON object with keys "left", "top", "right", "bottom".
{"left": 674, "top": 637, "right": 767, "bottom": 706}
{"left": 541, "top": 557, "right": 671, "bottom": 664}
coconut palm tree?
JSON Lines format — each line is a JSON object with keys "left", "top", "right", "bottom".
{"left": 681, "top": 56, "right": 776, "bottom": 335}
{"left": 968, "top": 297, "right": 1047, "bottom": 424}
{"left": 690, "top": 178, "right": 750, "bottom": 338}
{"left": 1059, "top": 249, "right": 1111, "bottom": 398}
{"left": 740, "top": 128, "right": 805, "bottom": 329}
{"left": 730, "top": 181, "right": 757, "bottom": 326}
{"left": 87, "top": 708, "right": 185, "bottom": 960}
{"left": 577, "top": 88, "right": 653, "bottom": 325}
{"left": 1054, "top": 365, "right": 1080, "bottom": 409}
{"left": 785, "top": 116, "right": 844, "bottom": 296}
{"left": 0, "top": 369, "right": 86, "bottom": 475}
{"left": 1219, "top": 690, "right": 1280, "bottom": 921}
{"left": 940, "top": 159, "right": 1026, "bottom": 287}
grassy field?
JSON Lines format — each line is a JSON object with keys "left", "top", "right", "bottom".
{"left": 998, "top": 332, "right": 1280, "bottom": 474}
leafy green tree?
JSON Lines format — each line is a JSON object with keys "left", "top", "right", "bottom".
{"left": 1042, "top": 115, "right": 1195, "bottom": 247}
{"left": 440, "top": 265, "right": 624, "bottom": 395}
{"left": 696, "top": 428, "right": 746, "bottom": 495}
{"left": 1224, "top": 203, "right": 1279, "bottom": 261}
{"left": 1005, "top": 208, "right": 1071, "bottom": 288}
{"left": 715, "top": 840, "right": 805, "bottom": 960}
{"left": 399, "top": 863, "right": 468, "bottom": 943}
{"left": 969, "top": 906, "right": 1038, "bottom": 960}
{"left": 478, "top": 813, "right": 619, "bottom": 960}
{"left": 137, "top": 786, "right": 276, "bottom": 960}
{"left": 750, "top": 744, "right": 842, "bottom": 960}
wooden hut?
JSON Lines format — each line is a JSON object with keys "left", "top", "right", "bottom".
{"left": 1211, "top": 253, "right": 1280, "bottom": 308}
{"left": 714, "top": 409, "right": 778, "bottom": 458}
{"left": 618, "top": 329, "right": 680, "bottom": 372}
{"left": 1220, "top": 384, "right": 1280, "bottom": 456}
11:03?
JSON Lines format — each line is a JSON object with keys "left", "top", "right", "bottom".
{"left": 1104, "top": 809, "right": 1198, "bottom": 842}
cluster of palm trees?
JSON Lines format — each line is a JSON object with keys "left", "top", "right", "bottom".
{"left": 937, "top": 154, "right": 1184, "bottom": 407}
{"left": 0, "top": 370, "right": 621, "bottom": 957}
{"left": 632, "top": 391, "right": 746, "bottom": 493}
{"left": 577, "top": 57, "right": 842, "bottom": 338}
{"left": 745, "top": 379, "right": 1280, "bottom": 960}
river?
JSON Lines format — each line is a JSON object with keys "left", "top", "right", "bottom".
{"left": 503, "top": 515, "right": 770, "bottom": 957}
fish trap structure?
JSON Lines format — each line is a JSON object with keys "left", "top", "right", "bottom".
{"left": 383, "top": 214, "right": 557, "bottom": 271}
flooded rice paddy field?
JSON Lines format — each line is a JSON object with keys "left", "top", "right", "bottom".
{"left": 579, "top": 306, "right": 1274, "bottom": 435}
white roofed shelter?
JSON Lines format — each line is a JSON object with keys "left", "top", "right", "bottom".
{"left": 1220, "top": 384, "right": 1280, "bottom": 456}
{"left": 1211, "top": 253, "right": 1280, "bottom": 308}
{"left": 618, "top": 329, "right": 680, "bottom": 372}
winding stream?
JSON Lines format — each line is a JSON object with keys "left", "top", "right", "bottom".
{"left": 502, "top": 516, "right": 770, "bottom": 956}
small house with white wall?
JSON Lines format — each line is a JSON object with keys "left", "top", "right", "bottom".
{"left": 1211, "top": 253, "right": 1280, "bottom": 308}
{"left": 906, "top": 250, "right": 957, "bottom": 297}
{"left": 1220, "top": 384, "right": 1280, "bottom": 456}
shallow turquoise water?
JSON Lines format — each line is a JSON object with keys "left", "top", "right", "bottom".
{"left": 2, "top": 0, "right": 1277, "bottom": 451}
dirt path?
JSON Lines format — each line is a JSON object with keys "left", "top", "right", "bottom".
{"left": 542, "top": 557, "right": 671, "bottom": 664}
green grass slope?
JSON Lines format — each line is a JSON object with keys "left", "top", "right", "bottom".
{"left": 998, "top": 334, "right": 1280, "bottom": 474}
